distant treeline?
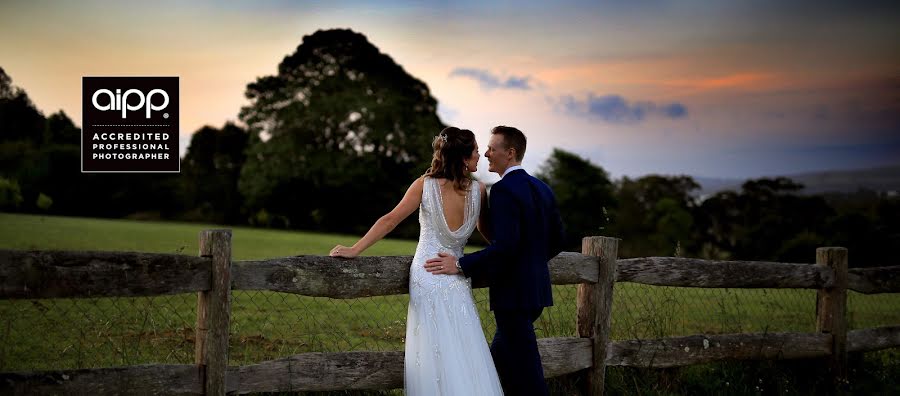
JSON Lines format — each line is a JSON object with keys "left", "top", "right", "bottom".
{"left": 536, "top": 149, "right": 899, "bottom": 267}
{"left": 2, "top": 29, "right": 897, "bottom": 267}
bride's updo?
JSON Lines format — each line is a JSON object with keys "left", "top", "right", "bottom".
{"left": 423, "top": 126, "right": 476, "bottom": 192}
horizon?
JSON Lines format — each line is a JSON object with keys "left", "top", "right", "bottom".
{"left": 2, "top": 1, "right": 898, "bottom": 181}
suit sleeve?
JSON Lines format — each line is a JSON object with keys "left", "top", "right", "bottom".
{"left": 459, "top": 183, "right": 520, "bottom": 279}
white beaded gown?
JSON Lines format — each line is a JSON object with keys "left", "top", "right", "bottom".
{"left": 404, "top": 177, "right": 504, "bottom": 395}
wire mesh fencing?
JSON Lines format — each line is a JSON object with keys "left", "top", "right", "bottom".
{"left": 0, "top": 293, "right": 197, "bottom": 371}
{"left": 3, "top": 282, "right": 898, "bottom": 372}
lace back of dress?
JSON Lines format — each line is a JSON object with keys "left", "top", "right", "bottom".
{"left": 419, "top": 177, "right": 480, "bottom": 251}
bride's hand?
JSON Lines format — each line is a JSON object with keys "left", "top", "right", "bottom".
{"left": 330, "top": 245, "right": 358, "bottom": 258}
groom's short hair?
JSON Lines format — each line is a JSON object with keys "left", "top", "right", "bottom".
{"left": 491, "top": 126, "right": 526, "bottom": 161}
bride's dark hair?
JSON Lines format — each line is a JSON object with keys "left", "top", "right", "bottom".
{"left": 423, "top": 126, "right": 476, "bottom": 192}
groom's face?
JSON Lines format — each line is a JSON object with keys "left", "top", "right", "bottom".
{"left": 486, "top": 134, "right": 512, "bottom": 174}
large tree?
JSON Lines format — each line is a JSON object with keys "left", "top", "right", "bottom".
{"left": 611, "top": 175, "right": 701, "bottom": 257}
{"left": 181, "top": 122, "right": 249, "bottom": 224}
{"left": 0, "top": 68, "right": 64, "bottom": 213}
{"left": 0, "top": 67, "right": 44, "bottom": 146}
{"left": 238, "top": 29, "right": 444, "bottom": 232}
{"left": 536, "top": 148, "right": 616, "bottom": 251}
{"left": 698, "top": 177, "right": 834, "bottom": 262}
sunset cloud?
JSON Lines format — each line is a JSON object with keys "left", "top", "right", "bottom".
{"left": 449, "top": 68, "right": 533, "bottom": 90}
{"left": 664, "top": 72, "right": 783, "bottom": 92}
{"left": 559, "top": 94, "right": 688, "bottom": 123}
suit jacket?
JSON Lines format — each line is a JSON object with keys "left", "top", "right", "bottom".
{"left": 459, "top": 169, "right": 565, "bottom": 310}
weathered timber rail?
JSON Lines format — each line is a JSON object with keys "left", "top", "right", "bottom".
{"left": 1, "top": 230, "right": 898, "bottom": 395}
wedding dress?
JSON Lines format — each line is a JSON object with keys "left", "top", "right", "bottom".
{"left": 404, "top": 177, "right": 504, "bottom": 395}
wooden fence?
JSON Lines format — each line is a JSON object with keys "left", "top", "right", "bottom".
{"left": 1, "top": 230, "right": 898, "bottom": 395}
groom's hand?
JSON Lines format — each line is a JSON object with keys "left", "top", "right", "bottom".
{"left": 424, "top": 252, "right": 459, "bottom": 275}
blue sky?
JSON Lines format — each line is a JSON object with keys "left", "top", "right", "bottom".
{"left": 1, "top": 0, "right": 898, "bottom": 180}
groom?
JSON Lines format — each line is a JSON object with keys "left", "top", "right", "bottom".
{"left": 425, "top": 125, "right": 565, "bottom": 395}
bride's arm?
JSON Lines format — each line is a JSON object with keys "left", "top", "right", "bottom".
{"left": 476, "top": 181, "right": 492, "bottom": 242}
{"left": 330, "top": 177, "right": 424, "bottom": 258}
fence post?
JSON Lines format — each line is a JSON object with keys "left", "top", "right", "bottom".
{"left": 815, "top": 247, "right": 848, "bottom": 393}
{"left": 576, "top": 236, "right": 619, "bottom": 396}
{"left": 196, "top": 229, "right": 233, "bottom": 396}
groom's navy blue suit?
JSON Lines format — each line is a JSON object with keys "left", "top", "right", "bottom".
{"left": 459, "top": 169, "right": 565, "bottom": 396}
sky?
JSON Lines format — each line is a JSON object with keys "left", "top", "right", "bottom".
{"left": 1, "top": 0, "right": 898, "bottom": 181}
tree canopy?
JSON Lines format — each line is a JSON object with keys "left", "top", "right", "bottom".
{"left": 181, "top": 122, "right": 249, "bottom": 224}
{"left": 536, "top": 148, "right": 616, "bottom": 250}
{"left": 238, "top": 29, "right": 445, "bottom": 232}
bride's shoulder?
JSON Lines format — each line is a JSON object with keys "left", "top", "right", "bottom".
{"left": 410, "top": 176, "right": 428, "bottom": 190}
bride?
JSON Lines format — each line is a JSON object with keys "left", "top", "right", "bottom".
{"left": 330, "top": 126, "right": 504, "bottom": 395}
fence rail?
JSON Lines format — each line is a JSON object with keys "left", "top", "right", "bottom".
{"left": 606, "top": 331, "right": 833, "bottom": 368}
{"left": 0, "top": 250, "right": 211, "bottom": 299}
{"left": 847, "top": 266, "right": 900, "bottom": 294}
{"left": 1, "top": 230, "right": 899, "bottom": 395}
{"left": 0, "top": 251, "right": 598, "bottom": 300}
{"left": 616, "top": 257, "right": 834, "bottom": 289}
{"left": 5, "top": 250, "right": 898, "bottom": 301}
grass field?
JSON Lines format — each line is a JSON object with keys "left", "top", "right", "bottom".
{"left": 1, "top": 212, "right": 899, "bottom": 394}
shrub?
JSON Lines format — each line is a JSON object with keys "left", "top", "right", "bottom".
{"left": 36, "top": 192, "right": 53, "bottom": 211}
{"left": 0, "top": 177, "right": 24, "bottom": 210}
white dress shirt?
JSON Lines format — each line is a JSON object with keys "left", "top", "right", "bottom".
{"left": 502, "top": 165, "right": 524, "bottom": 178}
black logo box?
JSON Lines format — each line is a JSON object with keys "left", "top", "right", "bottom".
{"left": 82, "top": 77, "right": 180, "bottom": 173}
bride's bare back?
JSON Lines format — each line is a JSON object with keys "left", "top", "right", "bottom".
{"left": 435, "top": 178, "right": 469, "bottom": 232}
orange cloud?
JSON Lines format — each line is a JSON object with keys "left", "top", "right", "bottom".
{"left": 664, "top": 72, "right": 784, "bottom": 92}
{"left": 533, "top": 60, "right": 792, "bottom": 99}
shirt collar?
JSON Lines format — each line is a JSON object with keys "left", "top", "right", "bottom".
{"left": 502, "top": 165, "right": 524, "bottom": 178}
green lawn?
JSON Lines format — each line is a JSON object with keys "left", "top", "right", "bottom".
{"left": 0, "top": 211, "right": 419, "bottom": 259}
{"left": 1, "top": 212, "right": 898, "bottom": 373}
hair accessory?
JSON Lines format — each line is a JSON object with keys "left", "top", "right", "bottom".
{"left": 438, "top": 133, "right": 448, "bottom": 143}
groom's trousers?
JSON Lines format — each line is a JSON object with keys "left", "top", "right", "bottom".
{"left": 491, "top": 308, "right": 549, "bottom": 396}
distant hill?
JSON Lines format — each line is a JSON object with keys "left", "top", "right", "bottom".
{"left": 693, "top": 164, "right": 900, "bottom": 197}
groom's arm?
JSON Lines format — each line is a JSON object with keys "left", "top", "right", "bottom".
{"left": 458, "top": 183, "right": 520, "bottom": 279}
